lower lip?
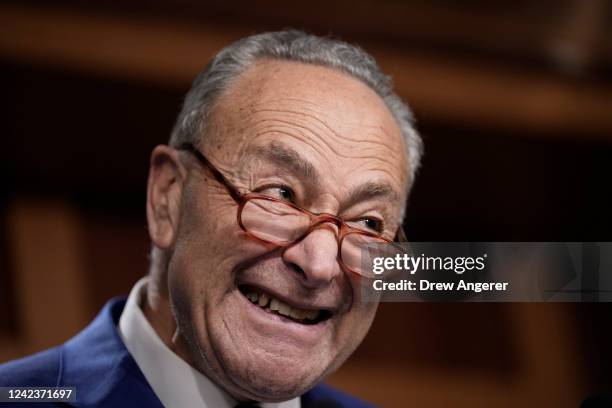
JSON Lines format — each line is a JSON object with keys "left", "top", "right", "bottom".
{"left": 237, "top": 290, "right": 330, "bottom": 345}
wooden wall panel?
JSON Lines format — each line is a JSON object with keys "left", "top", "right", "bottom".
{"left": 4, "top": 200, "right": 91, "bottom": 355}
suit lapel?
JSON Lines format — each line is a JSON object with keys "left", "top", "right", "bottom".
{"left": 58, "top": 298, "right": 163, "bottom": 407}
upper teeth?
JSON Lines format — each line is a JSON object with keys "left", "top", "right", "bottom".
{"left": 245, "top": 290, "right": 320, "bottom": 322}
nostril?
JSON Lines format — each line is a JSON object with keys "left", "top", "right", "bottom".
{"left": 289, "top": 262, "right": 306, "bottom": 279}
{"left": 281, "top": 230, "right": 341, "bottom": 286}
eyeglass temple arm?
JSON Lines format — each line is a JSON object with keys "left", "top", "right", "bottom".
{"left": 178, "top": 143, "right": 243, "bottom": 203}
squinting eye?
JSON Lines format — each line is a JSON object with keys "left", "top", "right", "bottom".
{"left": 354, "top": 217, "right": 385, "bottom": 234}
{"left": 258, "top": 185, "right": 296, "bottom": 202}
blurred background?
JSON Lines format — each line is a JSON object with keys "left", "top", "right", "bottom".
{"left": 1, "top": 1, "right": 611, "bottom": 406}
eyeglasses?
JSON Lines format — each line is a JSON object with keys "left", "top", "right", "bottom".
{"left": 178, "top": 142, "right": 406, "bottom": 278}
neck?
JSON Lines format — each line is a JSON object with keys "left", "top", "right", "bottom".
{"left": 142, "top": 278, "right": 196, "bottom": 367}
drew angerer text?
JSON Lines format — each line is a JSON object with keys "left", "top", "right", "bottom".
{"left": 372, "top": 279, "right": 509, "bottom": 293}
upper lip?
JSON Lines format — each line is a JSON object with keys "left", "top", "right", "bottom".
{"left": 238, "top": 281, "right": 339, "bottom": 314}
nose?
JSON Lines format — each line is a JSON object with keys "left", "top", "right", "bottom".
{"left": 282, "top": 223, "right": 342, "bottom": 288}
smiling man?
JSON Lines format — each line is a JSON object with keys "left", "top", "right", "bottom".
{"left": 0, "top": 30, "right": 422, "bottom": 407}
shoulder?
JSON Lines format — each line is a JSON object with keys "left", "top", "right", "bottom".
{"left": 0, "top": 298, "right": 162, "bottom": 407}
{"left": 0, "top": 298, "right": 128, "bottom": 390}
{"left": 0, "top": 346, "right": 61, "bottom": 387}
{"left": 302, "top": 383, "right": 376, "bottom": 408}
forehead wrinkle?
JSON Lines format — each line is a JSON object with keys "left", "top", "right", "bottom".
{"left": 250, "top": 120, "right": 338, "bottom": 168}
{"left": 220, "top": 64, "right": 407, "bottom": 182}
{"left": 252, "top": 107, "right": 347, "bottom": 153}
{"left": 255, "top": 92, "right": 402, "bottom": 141}
{"left": 251, "top": 99, "right": 400, "bottom": 143}
{"left": 219, "top": 60, "right": 403, "bottom": 150}
{"left": 248, "top": 109, "right": 401, "bottom": 166}
{"left": 250, "top": 120, "right": 328, "bottom": 154}
{"left": 237, "top": 104, "right": 332, "bottom": 152}
{"left": 244, "top": 113, "right": 345, "bottom": 173}
{"left": 256, "top": 101, "right": 400, "bottom": 145}
{"left": 256, "top": 113, "right": 402, "bottom": 159}
{"left": 253, "top": 106, "right": 398, "bottom": 150}
{"left": 253, "top": 106, "right": 337, "bottom": 138}
{"left": 250, "top": 123, "right": 371, "bottom": 183}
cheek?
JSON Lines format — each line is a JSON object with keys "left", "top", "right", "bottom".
{"left": 165, "top": 231, "right": 243, "bottom": 376}
{"left": 168, "top": 218, "right": 240, "bottom": 324}
{"left": 165, "top": 195, "right": 240, "bottom": 336}
{"left": 175, "top": 190, "right": 241, "bottom": 274}
{"left": 332, "top": 280, "right": 379, "bottom": 361}
{"left": 166, "top": 192, "right": 277, "bottom": 343}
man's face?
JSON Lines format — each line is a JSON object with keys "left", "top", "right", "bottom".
{"left": 164, "top": 60, "right": 408, "bottom": 401}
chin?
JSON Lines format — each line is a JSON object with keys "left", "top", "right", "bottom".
{"left": 190, "top": 286, "right": 341, "bottom": 400}
{"left": 205, "top": 307, "right": 341, "bottom": 401}
{"left": 220, "top": 347, "right": 329, "bottom": 402}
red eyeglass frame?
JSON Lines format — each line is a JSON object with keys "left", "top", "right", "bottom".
{"left": 178, "top": 142, "right": 407, "bottom": 278}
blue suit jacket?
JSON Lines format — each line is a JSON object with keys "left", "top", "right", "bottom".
{"left": 0, "top": 298, "right": 373, "bottom": 407}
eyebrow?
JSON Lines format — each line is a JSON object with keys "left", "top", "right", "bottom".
{"left": 252, "top": 142, "right": 319, "bottom": 183}
{"left": 345, "top": 180, "right": 400, "bottom": 207}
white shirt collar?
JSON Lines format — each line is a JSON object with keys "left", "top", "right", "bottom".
{"left": 118, "top": 277, "right": 301, "bottom": 408}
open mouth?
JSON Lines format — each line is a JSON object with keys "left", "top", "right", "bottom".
{"left": 239, "top": 285, "right": 332, "bottom": 325}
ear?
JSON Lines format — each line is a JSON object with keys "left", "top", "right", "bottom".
{"left": 146, "top": 145, "right": 187, "bottom": 250}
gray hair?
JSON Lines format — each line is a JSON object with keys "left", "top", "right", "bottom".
{"left": 169, "top": 29, "right": 423, "bottom": 186}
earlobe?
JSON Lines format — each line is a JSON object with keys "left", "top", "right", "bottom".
{"left": 146, "top": 145, "right": 186, "bottom": 250}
